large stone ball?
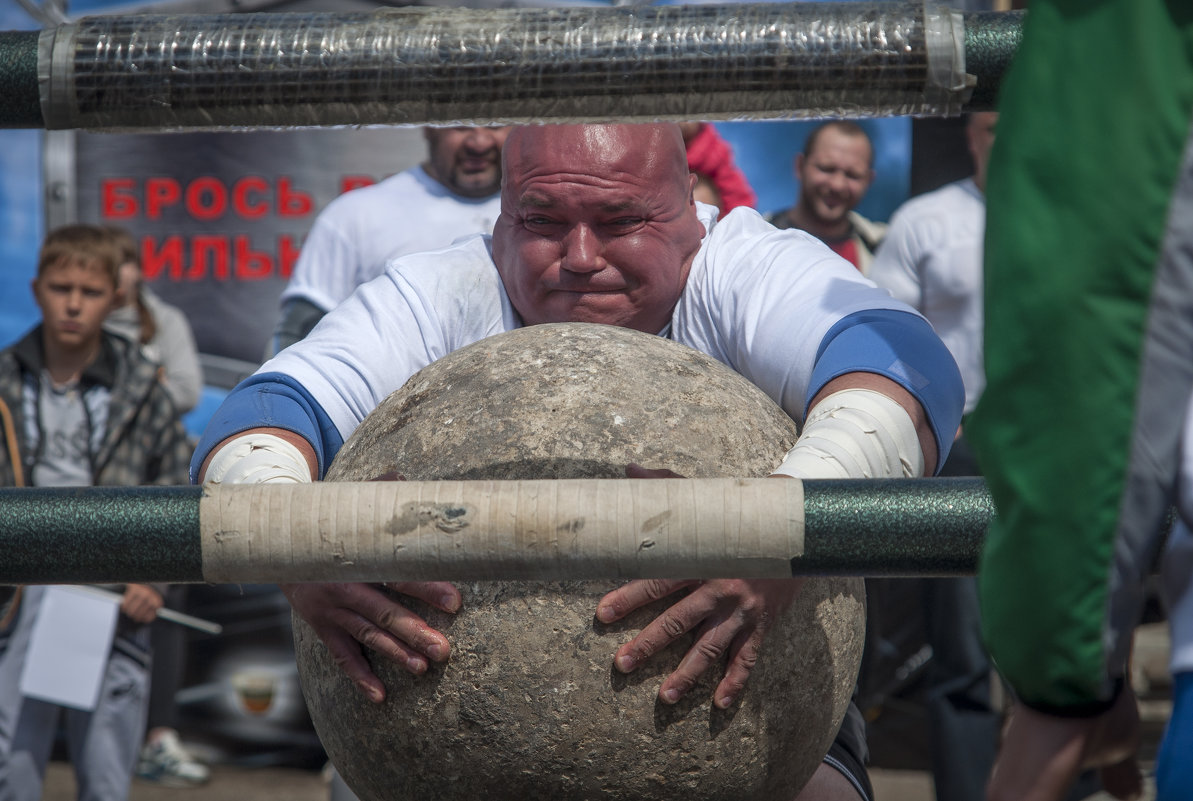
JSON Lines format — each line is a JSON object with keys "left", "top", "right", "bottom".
{"left": 294, "top": 322, "right": 865, "bottom": 801}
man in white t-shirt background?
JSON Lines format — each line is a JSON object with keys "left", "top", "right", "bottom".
{"left": 270, "top": 125, "right": 511, "bottom": 354}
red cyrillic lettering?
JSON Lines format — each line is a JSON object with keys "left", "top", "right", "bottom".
{"left": 189, "top": 236, "right": 230, "bottom": 280}
{"left": 233, "top": 177, "right": 270, "bottom": 219}
{"left": 277, "top": 178, "right": 313, "bottom": 217}
{"left": 144, "top": 178, "right": 182, "bottom": 220}
{"left": 142, "top": 236, "right": 185, "bottom": 281}
{"left": 278, "top": 236, "right": 302, "bottom": 279}
{"left": 102, "top": 179, "right": 138, "bottom": 219}
{"left": 234, "top": 236, "right": 275, "bottom": 281}
{"left": 186, "top": 177, "right": 228, "bottom": 221}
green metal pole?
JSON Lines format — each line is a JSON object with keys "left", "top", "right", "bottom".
{"left": 964, "top": 10, "right": 1023, "bottom": 111}
{"left": 0, "top": 486, "right": 203, "bottom": 584}
{"left": 0, "top": 30, "right": 41, "bottom": 129}
{"left": 801, "top": 477, "right": 991, "bottom": 576}
{"left": 0, "top": 479, "right": 991, "bottom": 584}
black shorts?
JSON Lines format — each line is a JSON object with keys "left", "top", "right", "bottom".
{"left": 821, "top": 701, "right": 874, "bottom": 801}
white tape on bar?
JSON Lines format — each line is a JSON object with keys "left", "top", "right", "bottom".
{"left": 198, "top": 478, "right": 805, "bottom": 583}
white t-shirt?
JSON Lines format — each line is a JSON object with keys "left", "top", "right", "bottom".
{"left": 263, "top": 204, "right": 918, "bottom": 445}
{"left": 868, "top": 178, "right": 986, "bottom": 414}
{"left": 280, "top": 166, "right": 502, "bottom": 313}
{"left": 31, "top": 372, "right": 93, "bottom": 488}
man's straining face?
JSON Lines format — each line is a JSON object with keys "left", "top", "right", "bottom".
{"left": 423, "top": 126, "right": 511, "bottom": 199}
{"left": 491, "top": 124, "right": 705, "bottom": 335}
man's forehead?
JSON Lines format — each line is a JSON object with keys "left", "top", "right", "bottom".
{"left": 812, "top": 130, "right": 871, "bottom": 159}
{"left": 510, "top": 122, "right": 674, "bottom": 149}
{"left": 508, "top": 125, "right": 681, "bottom": 176}
{"left": 515, "top": 185, "right": 642, "bottom": 210}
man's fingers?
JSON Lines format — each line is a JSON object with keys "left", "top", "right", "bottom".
{"left": 713, "top": 631, "right": 762, "bottom": 709}
{"left": 283, "top": 581, "right": 454, "bottom": 684}
{"left": 120, "top": 585, "right": 163, "bottom": 624}
{"left": 386, "top": 581, "right": 463, "bottom": 614}
{"left": 318, "top": 625, "right": 388, "bottom": 704}
{"left": 597, "top": 579, "right": 692, "bottom": 624}
{"left": 611, "top": 587, "right": 712, "bottom": 675}
{"left": 655, "top": 620, "right": 738, "bottom": 704}
{"left": 337, "top": 587, "right": 453, "bottom": 664}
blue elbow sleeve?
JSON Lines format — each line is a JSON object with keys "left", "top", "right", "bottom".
{"left": 807, "top": 310, "right": 965, "bottom": 473}
{"left": 189, "top": 372, "right": 345, "bottom": 483}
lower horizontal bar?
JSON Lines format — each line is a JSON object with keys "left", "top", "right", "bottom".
{"left": 0, "top": 478, "right": 991, "bottom": 584}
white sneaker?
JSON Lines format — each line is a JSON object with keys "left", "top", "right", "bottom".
{"left": 136, "top": 730, "right": 211, "bottom": 788}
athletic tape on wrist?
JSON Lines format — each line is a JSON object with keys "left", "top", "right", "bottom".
{"left": 772, "top": 388, "right": 924, "bottom": 480}
{"left": 203, "top": 432, "right": 313, "bottom": 485}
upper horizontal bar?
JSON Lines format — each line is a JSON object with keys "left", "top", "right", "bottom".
{"left": 0, "top": 478, "right": 991, "bottom": 584}
{"left": 0, "top": 4, "right": 1021, "bottom": 131}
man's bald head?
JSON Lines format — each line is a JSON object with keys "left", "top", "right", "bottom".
{"left": 492, "top": 123, "right": 705, "bottom": 334}
{"left": 501, "top": 124, "right": 693, "bottom": 204}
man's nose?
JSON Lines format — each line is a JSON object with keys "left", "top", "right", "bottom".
{"left": 463, "top": 127, "right": 498, "bottom": 152}
{"left": 561, "top": 225, "right": 603, "bottom": 274}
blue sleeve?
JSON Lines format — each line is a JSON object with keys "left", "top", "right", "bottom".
{"left": 807, "top": 309, "right": 965, "bottom": 474}
{"left": 189, "top": 371, "right": 346, "bottom": 483}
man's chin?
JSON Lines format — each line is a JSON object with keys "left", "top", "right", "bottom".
{"left": 530, "top": 298, "right": 638, "bottom": 330}
{"left": 452, "top": 171, "right": 501, "bottom": 197}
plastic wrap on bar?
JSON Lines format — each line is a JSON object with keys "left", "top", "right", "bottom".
{"left": 35, "top": 2, "right": 972, "bottom": 132}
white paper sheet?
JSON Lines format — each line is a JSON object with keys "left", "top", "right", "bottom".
{"left": 18, "top": 586, "right": 119, "bottom": 711}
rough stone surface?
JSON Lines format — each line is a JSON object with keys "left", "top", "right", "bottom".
{"left": 294, "top": 323, "right": 866, "bottom": 801}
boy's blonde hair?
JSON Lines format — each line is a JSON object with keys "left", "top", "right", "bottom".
{"left": 37, "top": 224, "right": 122, "bottom": 287}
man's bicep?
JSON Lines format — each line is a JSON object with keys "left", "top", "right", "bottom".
{"left": 807, "top": 310, "right": 964, "bottom": 474}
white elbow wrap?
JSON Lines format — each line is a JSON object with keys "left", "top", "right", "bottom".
{"left": 772, "top": 388, "right": 924, "bottom": 480}
{"left": 203, "top": 433, "right": 313, "bottom": 485}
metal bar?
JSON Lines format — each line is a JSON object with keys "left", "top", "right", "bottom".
{"left": 963, "top": 10, "right": 1021, "bottom": 112}
{"left": 801, "top": 477, "right": 990, "bottom": 576}
{"left": 0, "top": 31, "right": 42, "bottom": 128}
{"left": 0, "top": 478, "right": 991, "bottom": 584}
{"left": 0, "top": 486, "right": 204, "bottom": 585}
{"left": 0, "top": 5, "right": 1021, "bottom": 131}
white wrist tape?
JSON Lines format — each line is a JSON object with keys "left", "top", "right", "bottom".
{"left": 203, "top": 432, "right": 313, "bottom": 485}
{"left": 772, "top": 388, "right": 924, "bottom": 480}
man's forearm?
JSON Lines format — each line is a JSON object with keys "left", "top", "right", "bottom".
{"left": 775, "top": 372, "right": 935, "bottom": 480}
{"left": 199, "top": 428, "right": 318, "bottom": 484}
